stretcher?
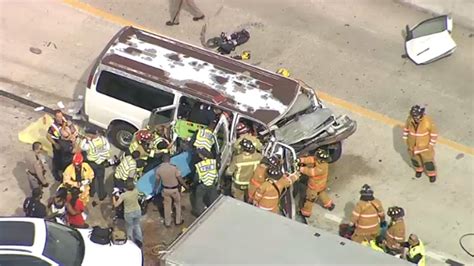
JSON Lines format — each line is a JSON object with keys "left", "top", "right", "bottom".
{"left": 136, "top": 151, "right": 192, "bottom": 198}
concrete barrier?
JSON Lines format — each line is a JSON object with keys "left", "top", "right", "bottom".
{"left": 399, "top": 0, "right": 474, "bottom": 29}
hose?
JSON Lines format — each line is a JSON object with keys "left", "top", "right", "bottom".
{"left": 459, "top": 233, "right": 474, "bottom": 257}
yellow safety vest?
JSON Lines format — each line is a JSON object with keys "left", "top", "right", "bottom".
{"left": 193, "top": 128, "right": 215, "bottom": 152}
{"left": 408, "top": 241, "right": 426, "bottom": 266}
{"left": 129, "top": 139, "right": 149, "bottom": 160}
{"left": 149, "top": 136, "right": 170, "bottom": 158}
{"left": 233, "top": 155, "right": 261, "bottom": 185}
{"left": 362, "top": 240, "right": 385, "bottom": 252}
{"left": 114, "top": 155, "right": 137, "bottom": 181}
{"left": 195, "top": 159, "right": 218, "bottom": 186}
{"left": 84, "top": 136, "right": 110, "bottom": 164}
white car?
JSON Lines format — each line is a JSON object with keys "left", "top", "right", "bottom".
{"left": 0, "top": 217, "right": 143, "bottom": 266}
{"left": 405, "top": 15, "right": 456, "bottom": 65}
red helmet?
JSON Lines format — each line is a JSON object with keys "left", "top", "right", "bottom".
{"left": 136, "top": 129, "right": 152, "bottom": 143}
{"left": 236, "top": 122, "right": 250, "bottom": 136}
{"left": 72, "top": 152, "right": 83, "bottom": 166}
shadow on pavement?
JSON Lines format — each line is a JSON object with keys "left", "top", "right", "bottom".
{"left": 342, "top": 201, "right": 355, "bottom": 223}
{"left": 392, "top": 125, "right": 411, "bottom": 167}
{"left": 12, "top": 161, "right": 31, "bottom": 196}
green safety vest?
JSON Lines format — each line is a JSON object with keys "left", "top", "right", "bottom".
{"left": 193, "top": 128, "right": 215, "bottom": 152}
{"left": 174, "top": 119, "right": 206, "bottom": 140}
{"left": 408, "top": 241, "right": 426, "bottom": 266}
{"left": 85, "top": 136, "right": 110, "bottom": 164}
{"left": 195, "top": 159, "right": 218, "bottom": 186}
{"left": 114, "top": 155, "right": 137, "bottom": 181}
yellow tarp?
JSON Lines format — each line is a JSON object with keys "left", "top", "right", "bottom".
{"left": 18, "top": 114, "right": 54, "bottom": 157}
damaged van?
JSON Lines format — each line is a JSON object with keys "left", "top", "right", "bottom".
{"left": 84, "top": 26, "right": 356, "bottom": 170}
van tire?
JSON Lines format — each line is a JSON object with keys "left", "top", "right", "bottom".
{"left": 108, "top": 122, "right": 138, "bottom": 151}
{"left": 326, "top": 141, "right": 342, "bottom": 163}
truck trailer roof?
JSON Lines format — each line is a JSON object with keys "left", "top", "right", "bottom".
{"left": 160, "top": 196, "right": 410, "bottom": 265}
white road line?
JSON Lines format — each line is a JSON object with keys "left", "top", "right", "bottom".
{"left": 321, "top": 213, "right": 468, "bottom": 264}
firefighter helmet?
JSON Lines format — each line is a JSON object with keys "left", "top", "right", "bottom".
{"left": 136, "top": 129, "right": 153, "bottom": 143}
{"left": 268, "top": 154, "right": 282, "bottom": 167}
{"left": 315, "top": 148, "right": 330, "bottom": 161}
{"left": 240, "top": 138, "right": 255, "bottom": 153}
{"left": 236, "top": 122, "right": 250, "bottom": 136}
{"left": 72, "top": 152, "right": 83, "bottom": 166}
{"left": 359, "top": 184, "right": 374, "bottom": 197}
{"left": 267, "top": 165, "right": 283, "bottom": 180}
{"left": 410, "top": 105, "right": 425, "bottom": 120}
{"left": 387, "top": 206, "right": 405, "bottom": 219}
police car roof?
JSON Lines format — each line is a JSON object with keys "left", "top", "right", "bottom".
{"left": 100, "top": 26, "right": 300, "bottom": 125}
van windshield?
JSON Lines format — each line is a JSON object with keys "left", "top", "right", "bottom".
{"left": 275, "top": 92, "right": 316, "bottom": 127}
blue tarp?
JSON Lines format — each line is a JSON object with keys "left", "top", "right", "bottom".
{"left": 136, "top": 151, "right": 192, "bottom": 197}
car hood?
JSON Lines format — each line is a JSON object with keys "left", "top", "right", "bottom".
{"left": 274, "top": 108, "right": 333, "bottom": 144}
{"left": 78, "top": 228, "right": 142, "bottom": 266}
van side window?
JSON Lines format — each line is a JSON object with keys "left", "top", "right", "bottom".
{"left": 96, "top": 71, "right": 174, "bottom": 111}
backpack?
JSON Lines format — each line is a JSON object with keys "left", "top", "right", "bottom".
{"left": 217, "top": 29, "right": 251, "bottom": 54}
{"left": 89, "top": 226, "right": 112, "bottom": 245}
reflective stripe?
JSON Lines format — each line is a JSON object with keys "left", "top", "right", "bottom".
{"left": 308, "top": 182, "right": 326, "bottom": 190}
{"left": 430, "top": 133, "right": 438, "bottom": 137}
{"left": 387, "top": 231, "right": 404, "bottom": 241}
{"left": 408, "top": 241, "right": 426, "bottom": 266}
{"left": 196, "top": 159, "right": 218, "bottom": 186}
{"left": 409, "top": 131, "right": 429, "bottom": 137}
{"left": 114, "top": 155, "right": 136, "bottom": 181}
{"left": 357, "top": 222, "right": 379, "bottom": 229}
{"left": 323, "top": 200, "right": 333, "bottom": 208}
{"left": 234, "top": 160, "right": 260, "bottom": 185}
{"left": 86, "top": 136, "right": 110, "bottom": 164}
{"left": 360, "top": 213, "right": 378, "bottom": 218}
{"left": 414, "top": 148, "right": 429, "bottom": 154}
{"left": 49, "top": 123, "right": 61, "bottom": 139}
{"left": 352, "top": 211, "right": 360, "bottom": 217}
{"left": 300, "top": 209, "right": 312, "bottom": 216}
{"left": 250, "top": 178, "right": 262, "bottom": 187}
{"left": 193, "top": 129, "right": 215, "bottom": 152}
{"left": 257, "top": 205, "right": 274, "bottom": 211}
{"left": 262, "top": 195, "right": 279, "bottom": 200}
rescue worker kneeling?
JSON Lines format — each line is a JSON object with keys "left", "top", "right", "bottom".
{"left": 62, "top": 153, "right": 94, "bottom": 205}
{"left": 298, "top": 148, "right": 335, "bottom": 218}
{"left": 385, "top": 206, "right": 406, "bottom": 255}
{"left": 191, "top": 148, "right": 218, "bottom": 217}
{"left": 225, "top": 139, "right": 262, "bottom": 202}
{"left": 403, "top": 234, "right": 426, "bottom": 266}
{"left": 248, "top": 155, "right": 281, "bottom": 204}
{"left": 350, "top": 184, "right": 385, "bottom": 243}
{"left": 114, "top": 151, "right": 143, "bottom": 189}
{"left": 253, "top": 166, "right": 299, "bottom": 214}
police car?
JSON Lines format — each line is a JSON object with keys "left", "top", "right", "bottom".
{"left": 0, "top": 217, "right": 142, "bottom": 266}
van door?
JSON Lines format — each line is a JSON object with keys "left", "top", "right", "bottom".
{"left": 214, "top": 114, "right": 231, "bottom": 177}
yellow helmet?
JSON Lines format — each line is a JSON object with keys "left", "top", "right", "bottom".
{"left": 276, "top": 68, "right": 290, "bottom": 77}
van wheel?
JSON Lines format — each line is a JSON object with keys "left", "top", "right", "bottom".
{"left": 326, "top": 142, "right": 342, "bottom": 163}
{"left": 109, "top": 122, "right": 137, "bottom": 151}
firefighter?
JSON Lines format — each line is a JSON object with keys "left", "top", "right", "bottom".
{"left": 114, "top": 151, "right": 141, "bottom": 189}
{"left": 129, "top": 129, "right": 153, "bottom": 161}
{"left": 145, "top": 125, "right": 172, "bottom": 172}
{"left": 192, "top": 121, "right": 216, "bottom": 154}
{"left": 80, "top": 127, "right": 111, "bottom": 201}
{"left": 225, "top": 139, "right": 262, "bottom": 202}
{"left": 385, "top": 206, "right": 406, "bottom": 255}
{"left": 253, "top": 166, "right": 299, "bottom": 214}
{"left": 233, "top": 122, "right": 262, "bottom": 154}
{"left": 350, "top": 184, "right": 385, "bottom": 243}
{"left": 62, "top": 153, "right": 94, "bottom": 205}
{"left": 403, "top": 234, "right": 426, "bottom": 266}
{"left": 248, "top": 155, "right": 281, "bottom": 203}
{"left": 191, "top": 148, "right": 219, "bottom": 217}
{"left": 403, "top": 105, "right": 438, "bottom": 182}
{"left": 298, "top": 148, "right": 335, "bottom": 218}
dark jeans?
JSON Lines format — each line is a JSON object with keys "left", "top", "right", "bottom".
{"left": 89, "top": 161, "right": 106, "bottom": 200}
{"left": 191, "top": 183, "right": 218, "bottom": 216}
{"left": 52, "top": 148, "right": 63, "bottom": 182}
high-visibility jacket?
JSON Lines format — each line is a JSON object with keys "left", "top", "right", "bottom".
{"left": 193, "top": 128, "right": 215, "bottom": 152}
{"left": 351, "top": 199, "right": 385, "bottom": 236}
{"left": 362, "top": 239, "right": 385, "bottom": 252}
{"left": 403, "top": 115, "right": 438, "bottom": 154}
{"left": 195, "top": 159, "right": 218, "bottom": 186}
{"left": 63, "top": 163, "right": 94, "bottom": 188}
{"left": 81, "top": 136, "right": 111, "bottom": 164}
{"left": 225, "top": 152, "right": 262, "bottom": 186}
{"left": 233, "top": 133, "right": 263, "bottom": 154}
{"left": 114, "top": 154, "right": 137, "bottom": 181}
{"left": 254, "top": 173, "right": 299, "bottom": 213}
{"left": 408, "top": 241, "right": 426, "bottom": 266}
{"left": 248, "top": 163, "right": 268, "bottom": 201}
{"left": 149, "top": 135, "right": 170, "bottom": 158}
{"left": 385, "top": 219, "right": 406, "bottom": 250}
{"left": 299, "top": 155, "right": 328, "bottom": 192}
{"left": 48, "top": 122, "right": 62, "bottom": 140}
{"left": 129, "top": 139, "right": 150, "bottom": 160}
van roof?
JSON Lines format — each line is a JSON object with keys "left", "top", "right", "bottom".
{"left": 99, "top": 26, "right": 300, "bottom": 125}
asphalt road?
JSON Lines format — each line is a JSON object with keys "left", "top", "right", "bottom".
{"left": 0, "top": 0, "right": 473, "bottom": 265}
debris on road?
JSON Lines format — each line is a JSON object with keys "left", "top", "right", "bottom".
{"left": 29, "top": 47, "right": 42, "bottom": 55}
{"left": 33, "top": 106, "right": 44, "bottom": 112}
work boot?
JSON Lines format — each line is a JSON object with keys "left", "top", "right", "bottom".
{"left": 429, "top": 176, "right": 436, "bottom": 183}
{"left": 165, "top": 21, "right": 179, "bottom": 26}
{"left": 415, "top": 172, "right": 422, "bottom": 178}
{"left": 193, "top": 15, "right": 205, "bottom": 21}
{"left": 326, "top": 203, "right": 335, "bottom": 211}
